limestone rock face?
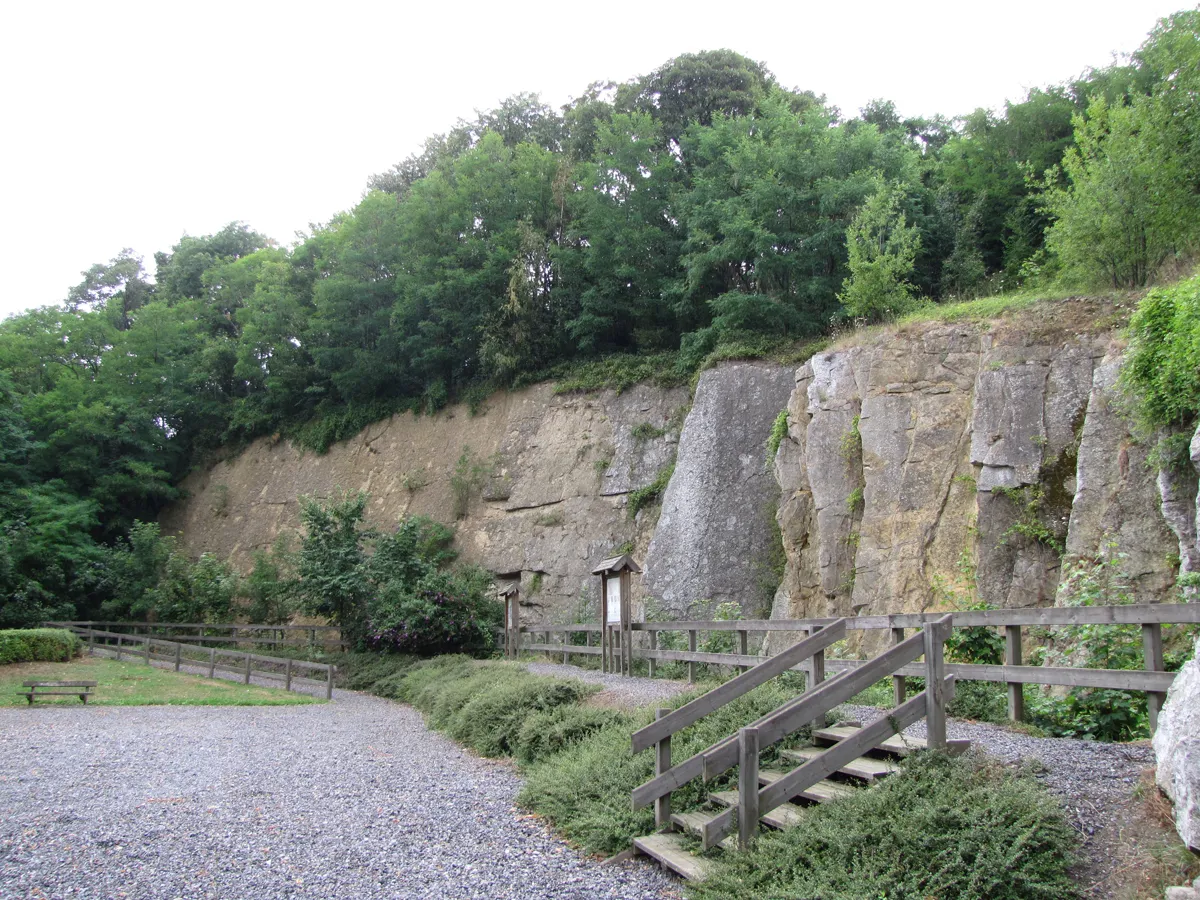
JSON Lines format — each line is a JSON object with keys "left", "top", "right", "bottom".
{"left": 771, "top": 306, "right": 1179, "bottom": 638}
{"left": 163, "top": 381, "right": 690, "bottom": 622}
{"left": 642, "top": 363, "right": 795, "bottom": 617}
{"left": 1066, "top": 353, "right": 1178, "bottom": 598}
{"left": 1155, "top": 635, "right": 1200, "bottom": 850}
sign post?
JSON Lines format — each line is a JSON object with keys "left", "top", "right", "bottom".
{"left": 499, "top": 583, "right": 520, "bottom": 659}
{"left": 591, "top": 555, "right": 641, "bottom": 676}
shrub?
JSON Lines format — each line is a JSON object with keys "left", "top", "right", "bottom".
{"left": 515, "top": 706, "right": 629, "bottom": 765}
{"left": 365, "top": 568, "right": 500, "bottom": 656}
{"left": 332, "top": 652, "right": 419, "bottom": 691}
{"left": 0, "top": 628, "right": 82, "bottom": 665}
{"left": 518, "top": 680, "right": 806, "bottom": 856}
{"left": 691, "top": 752, "right": 1079, "bottom": 900}
{"left": 381, "top": 657, "right": 598, "bottom": 757}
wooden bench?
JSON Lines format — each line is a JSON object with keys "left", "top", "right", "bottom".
{"left": 20, "top": 681, "right": 97, "bottom": 705}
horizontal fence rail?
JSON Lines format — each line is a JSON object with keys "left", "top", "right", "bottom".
{"left": 513, "top": 601, "right": 1199, "bottom": 731}
{"left": 48, "top": 621, "right": 347, "bottom": 653}
{"left": 56, "top": 625, "right": 337, "bottom": 700}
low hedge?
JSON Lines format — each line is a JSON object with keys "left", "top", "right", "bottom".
{"left": 0, "top": 628, "right": 83, "bottom": 665}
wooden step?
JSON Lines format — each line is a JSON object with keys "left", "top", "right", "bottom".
{"left": 709, "top": 790, "right": 808, "bottom": 830}
{"left": 671, "top": 810, "right": 737, "bottom": 848}
{"left": 758, "top": 767, "right": 858, "bottom": 803}
{"left": 779, "top": 745, "right": 899, "bottom": 781}
{"left": 813, "top": 724, "right": 970, "bottom": 757}
{"left": 632, "top": 832, "right": 712, "bottom": 881}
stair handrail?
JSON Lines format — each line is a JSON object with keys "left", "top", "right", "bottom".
{"left": 700, "top": 615, "right": 955, "bottom": 849}
{"left": 629, "top": 618, "right": 847, "bottom": 831}
{"left": 698, "top": 624, "right": 935, "bottom": 780}
{"left": 630, "top": 620, "right": 847, "bottom": 754}
{"left": 701, "top": 672, "right": 957, "bottom": 848}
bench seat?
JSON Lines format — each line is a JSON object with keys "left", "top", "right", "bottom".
{"left": 21, "top": 681, "right": 97, "bottom": 705}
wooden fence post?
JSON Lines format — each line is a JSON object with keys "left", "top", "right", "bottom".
{"left": 648, "top": 631, "right": 657, "bottom": 678}
{"left": 738, "top": 726, "right": 760, "bottom": 850}
{"left": 208, "top": 647, "right": 217, "bottom": 678}
{"left": 688, "top": 630, "right": 698, "bottom": 684}
{"left": 738, "top": 629, "right": 749, "bottom": 674}
{"left": 1005, "top": 625, "right": 1025, "bottom": 722}
{"left": 562, "top": 632, "right": 569, "bottom": 665}
{"left": 892, "top": 626, "right": 906, "bottom": 705}
{"left": 285, "top": 658, "right": 293, "bottom": 692}
{"left": 87, "top": 630, "right": 94, "bottom": 656}
{"left": 326, "top": 664, "right": 335, "bottom": 700}
{"left": 923, "top": 621, "right": 947, "bottom": 751}
{"left": 115, "top": 634, "right": 123, "bottom": 661}
{"left": 142, "top": 637, "right": 151, "bottom": 665}
{"left": 174, "top": 642, "right": 182, "bottom": 672}
{"left": 807, "top": 624, "right": 827, "bottom": 731}
{"left": 1143, "top": 623, "right": 1165, "bottom": 734}
{"left": 243, "top": 652, "right": 252, "bottom": 684}
{"left": 655, "top": 709, "right": 672, "bottom": 829}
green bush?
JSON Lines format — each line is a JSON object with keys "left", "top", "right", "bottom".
{"left": 690, "top": 752, "right": 1079, "bottom": 900}
{"left": 332, "top": 652, "right": 420, "bottom": 691}
{"left": 365, "top": 656, "right": 599, "bottom": 758}
{"left": 517, "top": 680, "right": 807, "bottom": 856}
{"left": 515, "top": 706, "right": 629, "bottom": 765}
{"left": 0, "top": 628, "right": 82, "bottom": 665}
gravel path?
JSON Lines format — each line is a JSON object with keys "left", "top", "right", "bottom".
{"left": 523, "top": 663, "right": 693, "bottom": 708}
{"left": 0, "top": 691, "right": 676, "bottom": 900}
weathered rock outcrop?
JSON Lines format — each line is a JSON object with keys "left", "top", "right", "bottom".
{"left": 642, "top": 363, "right": 795, "bottom": 617}
{"left": 1155, "top": 634, "right": 1200, "bottom": 850}
{"left": 164, "top": 365, "right": 791, "bottom": 623}
{"left": 770, "top": 301, "right": 1179, "bottom": 637}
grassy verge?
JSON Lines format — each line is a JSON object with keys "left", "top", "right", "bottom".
{"left": 1, "top": 657, "right": 319, "bottom": 707}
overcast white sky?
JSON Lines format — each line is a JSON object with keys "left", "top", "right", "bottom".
{"left": 0, "top": 0, "right": 1188, "bottom": 319}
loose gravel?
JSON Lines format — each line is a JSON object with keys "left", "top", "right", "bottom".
{"left": 523, "top": 662, "right": 693, "bottom": 708}
{"left": 0, "top": 690, "right": 677, "bottom": 900}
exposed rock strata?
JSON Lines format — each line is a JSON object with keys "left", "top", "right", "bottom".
{"left": 642, "top": 363, "right": 795, "bottom": 617}
{"left": 771, "top": 312, "right": 1179, "bottom": 640}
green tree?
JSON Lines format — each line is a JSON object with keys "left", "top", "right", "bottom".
{"left": 295, "top": 492, "right": 372, "bottom": 640}
{"left": 839, "top": 184, "right": 922, "bottom": 320}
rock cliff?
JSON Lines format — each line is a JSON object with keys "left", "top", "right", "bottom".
{"left": 770, "top": 299, "right": 1183, "bottom": 645}
{"left": 165, "top": 298, "right": 1196, "bottom": 628}
{"left": 163, "top": 365, "right": 791, "bottom": 623}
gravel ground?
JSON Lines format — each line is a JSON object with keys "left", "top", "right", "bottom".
{"left": 523, "top": 663, "right": 693, "bottom": 708}
{"left": 0, "top": 690, "right": 677, "bottom": 900}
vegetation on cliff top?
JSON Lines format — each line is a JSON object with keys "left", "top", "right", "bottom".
{"left": 2, "top": 10, "right": 1199, "bottom": 627}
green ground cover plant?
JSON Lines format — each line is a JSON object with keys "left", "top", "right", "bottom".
{"left": 689, "top": 752, "right": 1080, "bottom": 900}
{"left": 0, "top": 628, "right": 81, "bottom": 665}
{"left": 517, "top": 680, "right": 808, "bottom": 856}
{"left": 0, "top": 657, "right": 318, "bottom": 707}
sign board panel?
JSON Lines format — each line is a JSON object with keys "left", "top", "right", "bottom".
{"left": 606, "top": 576, "right": 622, "bottom": 624}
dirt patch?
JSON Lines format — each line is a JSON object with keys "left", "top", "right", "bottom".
{"left": 1079, "top": 768, "right": 1199, "bottom": 900}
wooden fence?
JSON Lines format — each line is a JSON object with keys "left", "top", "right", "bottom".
{"left": 515, "top": 601, "right": 1200, "bottom": 732}
{"left": 61, "top": 625, "right": 337, "bottom": 699}
{"left": 49, "top": 621, "right": 347, "bottom": 653}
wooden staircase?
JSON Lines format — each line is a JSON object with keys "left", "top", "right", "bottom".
{"left": 629, "top": 616, "right": 964, "bottom": 881}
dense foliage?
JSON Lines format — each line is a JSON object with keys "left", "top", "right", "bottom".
{"left": 0, "top": 628, "right": 81, "bottom": 665}
{"left": 689, "top": 753, "right": 1080, "bottom": 900}
{"left": 293, "top": 493, "right": 500, "bottom": 652}
{"left": 2, "top": 12, "right": 1199, "bottom": 627}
